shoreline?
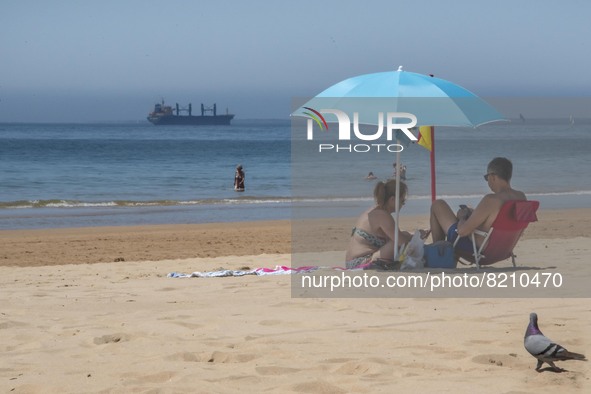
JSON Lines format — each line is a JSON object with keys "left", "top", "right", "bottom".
{"left": 1, "top": 190, "right": 589, "bottom": 231}
{"left": 2, "top": 207, "right": 589, "bottom": 268}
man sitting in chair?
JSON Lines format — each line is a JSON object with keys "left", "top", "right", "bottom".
{"left": 429, "top": 157, "right": 527, "bottom": 251}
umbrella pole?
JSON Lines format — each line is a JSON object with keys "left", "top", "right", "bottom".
{"left": 430, "top": 126, "right": 436, "bottom": 202}
{"left": 394, "top": 141, "right": 401, "bottom": 260}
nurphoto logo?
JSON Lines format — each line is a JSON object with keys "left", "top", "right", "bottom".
{"left": 301, "top": 107, "right": 418, "bottom": 153}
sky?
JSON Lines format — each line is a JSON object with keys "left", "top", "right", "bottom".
{"left": 1, "top": 0, "right": 590, "bottom": 122}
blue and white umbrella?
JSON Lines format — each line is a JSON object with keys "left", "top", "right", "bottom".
{"left": 293, "top": 66, "right": 505, "bottom": 258}
{"left": 294, "top": 66, "right": 503, "bottom": 127}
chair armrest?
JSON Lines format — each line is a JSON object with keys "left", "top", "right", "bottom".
{"left": 472, "top": 229, "right": 487, "bottom": 238}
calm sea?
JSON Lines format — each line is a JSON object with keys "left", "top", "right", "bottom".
{"left": 1, "top": 119, "right": 589, "bottom": 230}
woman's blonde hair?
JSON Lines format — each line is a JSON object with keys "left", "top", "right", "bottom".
{"left": 374, "top": 179, "right": 407, "bottom": 209}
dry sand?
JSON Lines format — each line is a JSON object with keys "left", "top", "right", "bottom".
{"left": 0, "top": 208, "right": 589, "bottom": 393}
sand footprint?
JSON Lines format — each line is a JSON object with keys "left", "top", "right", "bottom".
{"left": 166, "top": 350, "right": 259, "bottom": 364}
{"left": 120, "top": 371, "right": 176, "bottom": 385}
{"left": 290, "top": 379, "right": 347, "bottom": 394}
{"left": 333, "top": 357, "right": 392, "bottom": 377}
{"left": 207, "top": 350, "right": 259, "bottom": 363}
{"left": 93, "top": 333, "right": 130, "bottom": 345}
{"left": 471, "top": 353, "right": 520, "bottom": 368}
{"left": 255, "top": 366, "right": 301, "bottom": 376}
{"left": 171, "top": 321, "right": 204, "bottom": 330}
{"left": 165, "top": 351, "right": 205, "bottom": 363}
{"left": 258, "top": 319, "right": 283, "bottom": 326}
{"left": 0, "top": 320, "right": 28, "bottom": 330}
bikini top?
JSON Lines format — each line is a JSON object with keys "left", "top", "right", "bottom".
{"left": 351, "top": 227, "right": 387, "bottom": 248}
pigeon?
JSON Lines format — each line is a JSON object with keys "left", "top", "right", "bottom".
{"left": 524, "top": 312, "right": 587, "bottom": 372}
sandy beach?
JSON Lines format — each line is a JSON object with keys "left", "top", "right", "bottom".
{"left": 1, "top": 208, "right": 590, "bottom": 393}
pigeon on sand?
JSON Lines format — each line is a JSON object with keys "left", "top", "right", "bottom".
{"left": 524, "top": 312, "right": 586, "bottom": 372}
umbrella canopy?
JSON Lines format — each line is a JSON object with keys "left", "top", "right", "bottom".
{"left": 293, "top": 67, "right": 505, "bottom": 259}
{"left": 294, "top": 66, "right": 504, "bottom": 127}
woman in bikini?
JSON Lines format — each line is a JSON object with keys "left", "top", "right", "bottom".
{"left": 345, "top": 179, "right": 426, "bottom": 269}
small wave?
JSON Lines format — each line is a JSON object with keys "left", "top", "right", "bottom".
{"left": 409, "top": 193, "right": 485, "bottom": 200}
{"left": 527, "top": 190, "right": 591, "bottom": 197}
{"left": 407, "top": 190, "right": 591, "bottom": 200}
{"left": 0, "top": 199, "right": 123, "bottom": 209}
{"left": 0, "top": 197, "right": 295, "bottom": 209}
{"left": 1, "top": 190, "right": 590, "bottom": 210}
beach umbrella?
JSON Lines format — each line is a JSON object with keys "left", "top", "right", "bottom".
{"left": 293, "top": 66, "right": 505, "bottom": 258}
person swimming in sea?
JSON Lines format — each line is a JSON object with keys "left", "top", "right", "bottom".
{"left": 392, "top": 163, "right": 406, "bottom": 180}
{"left": 234, "top": 164, "right": 245, "bottom": 192}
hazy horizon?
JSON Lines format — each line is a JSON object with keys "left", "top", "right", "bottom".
{"left": 2, "top": 0, "right": 590, "bottom": 123}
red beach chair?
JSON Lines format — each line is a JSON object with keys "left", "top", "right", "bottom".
{"left": 454, "top": 200, "right": 540, "bottom": 269}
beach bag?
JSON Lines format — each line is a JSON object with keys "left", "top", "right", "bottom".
{"left": 424, "top": 241, "right": 456, "bottom": 268}
{"left": 400, "top": 230, "right": 425, "bottom": 270}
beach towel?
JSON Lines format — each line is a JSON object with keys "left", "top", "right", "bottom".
{"left": 167, "top": 265, "right": 358, "bottom": 279}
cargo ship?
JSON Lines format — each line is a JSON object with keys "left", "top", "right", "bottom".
{"left": 147, "top": 101, "right": 234, "bottom": 125}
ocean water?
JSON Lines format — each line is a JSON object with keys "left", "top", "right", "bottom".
{"left": 1, "top": 119, "right": 590, "bottom": 230}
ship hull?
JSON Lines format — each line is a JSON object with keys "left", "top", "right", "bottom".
{"left": 147, "top": 114, "right": 234, "bottom": 126}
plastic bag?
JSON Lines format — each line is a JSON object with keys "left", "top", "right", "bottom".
{"left": 400, "top": 230, "right": 425, "bottom": 270}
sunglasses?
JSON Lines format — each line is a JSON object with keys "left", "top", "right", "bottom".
{"left": 483, "top": 172, "right": 496, "bottom": 181}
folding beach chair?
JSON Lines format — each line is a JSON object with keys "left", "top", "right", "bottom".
{"left": 454, "top": 200, "right": 540, "bottom": 269}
